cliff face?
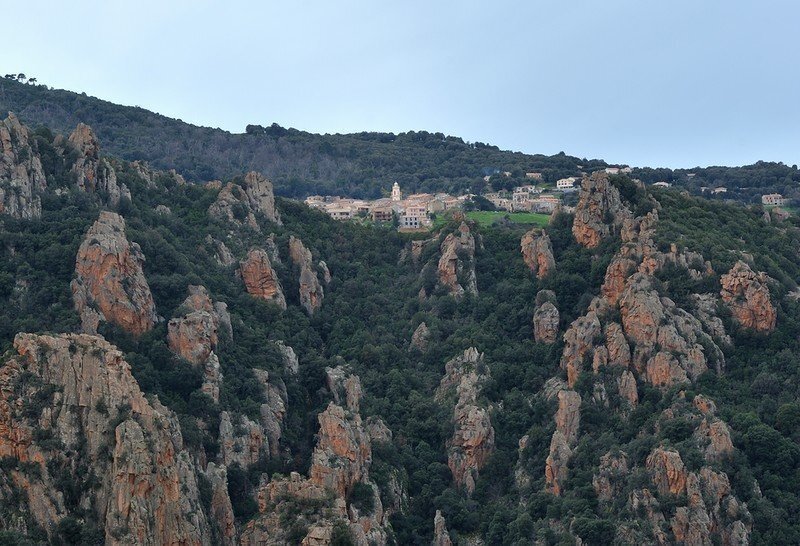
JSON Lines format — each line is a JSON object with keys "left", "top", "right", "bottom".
{"left": 239, "top": 249, "right": 287, "bottom": 309}
{"left": 436, "top": 348, "right": 495, "bottom": 495}
{"left": 720, "top": 260, "right": 776, "bottom": 332}
{"left": 71, "top": 211, "right": 158, "bottom": 336}
{"left": 437, "top": 222, "right": 477, "bottom": 298}
{"left": 572, "top": 172, "right": 631, "bottom": 248}
{"left": 520, "top": 228, "right": 556, "bottom": 279}
{"left": 289, "top": 235, "right": 324, "bottom": 314}
{"left": 0, "top": 333, "right": 210, "bottom": 545}
{"left": 68, "top": 123, "right": 130, "bottom": 206}
{"left": 0, "top": 113, "right": 46, "bottom": 219}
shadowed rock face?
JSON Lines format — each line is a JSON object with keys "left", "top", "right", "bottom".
{"left": 720, "top": 260, "right": 776, "bottom": 332}
{"left": 71, "top": 211, "right": 157, "bottom": 336}
{"left": 437, "top": 222, "right": 477, "bottom": 298}
{"left": 410, "top": 321, "right": 431, "bottom": 352}
{"left": 0, "top": 333, "right": 210, "bottom": 545}
{"left": 533, "top": 290, "right": 560, "bottom": 344}
{"left": 433, "top": 510, "right": 453, "bottom": 546}
{"left": 572, "top": 172, "right": 631, "bottom": 248}
{"left": 436, "top": 348, "right": 495, "bottom": 495}
{"left": 240, "top": 249, "right": 287, "bottom": 309}
{"left": 68, "top": 123, "right": 129, "bottom": 206}
{"left": 0, "top": 113, "right": 46, "bottom": 219}
{"left": 208, "top": 171, "right": 281, "bottom": 230}
{"left": 289, "top": 235, "right": 324, "bottom": 314}
{"left": 521, "top": 228, "right": 556, "bottom": 278}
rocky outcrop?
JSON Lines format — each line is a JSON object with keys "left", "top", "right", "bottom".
{"left": 242, "top": 372, "right": 390, "bottom": 545}
{"left": 544, "top": 431, "right": 572, "bottom": 497}
{"left": 560, "top": 308, "right": 601, "bottom": 387}
{"left": 253, "top": 369, "right": 288, "bottom": 457}
{"left": 0, "top": 113, "right": 46, "bottom": 219}
{"left": 167, "top": 285, "right": 230, "bottom": 402}
{"left": 208, "top": 171, "right": 281, "bottom": 230}
{"left": 204, "top": 463, "right": 237, "bottom": 546}
{"left": 0, "top": 333, "right": 210, "bottom": 544}
{"left": 433, "top": 510, "right": 453, "bottom": 546}
{"left": 410, "top": 321, "right": 431, "bottom": 352}
{"left": 437, "top": 222, "right": 477, "bottom": 298}
{"left": 436, "top": 348, "right": 495, "bottom": 495}
{"left": 167, "top": 285, "right": 230, "bottom": 366}
{"left": 68, "top": 123, "right": 130, "bottom": 206}
{"left": 309, "top": 402, "right": 371, "bottom": 498}
{"left": 620, "top": 273, "right": 721, "bottom": 388}
{"left": 646, "top": 447, "right": 688, "bottom": 496}
{"left": 205, "top": 235, "right": 237, "bottom": 267}
{"left": 289, "top": 235, "right": 324, "bottom": 314}
{"left": 219, "top": 411, "right": 266, "bottom": 468}
{"left": 240, "top": 249, "right": 287, "bottom": 309}
{"left": 572, "top": 172, "right": 630, "bottom": 248}
{"left": 533, "top": 290, "right": 560, "bottom": 344}
{"left": 720, "top": 261, "right": 776, "bottom": 332}
{"left": 276, "top": 341, "right": 299, "bottom": 375}
{"left": 520, "top": 228, "right": 556, "bottom": 278}
{"left": 241, "top": 171, "right": 281, "bottom": 225}
{"left": 690, "top": 294, "right": 732, "bottom": 346}
{"left": 209, "top": 182, "right": 260, "bottom": 230}
{"left": 593, "top": 451, "right": 629, "bottom": 502}
{"left": 544, "top": 382, "right": 581, "bottom": 496}
{"left": 71, "top": 211, "right": 157, "bottom": 336}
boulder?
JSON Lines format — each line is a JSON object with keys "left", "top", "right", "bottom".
{"left": 71, "top": 211, "right": 157, "bottom": 336}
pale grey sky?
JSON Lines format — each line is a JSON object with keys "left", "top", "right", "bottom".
{"left": 5, "top": 0, "right": 799, "bottom": 168}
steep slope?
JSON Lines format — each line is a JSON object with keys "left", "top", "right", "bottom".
{"left": 0, "top": 117, "right": 799, "bottom": 545}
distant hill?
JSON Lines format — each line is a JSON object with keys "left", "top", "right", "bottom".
{"left": 0, "top": 77, "right": 607, "bottom": 198}
{"left": 1, "top": 76, "right": 798, "bottom": 203}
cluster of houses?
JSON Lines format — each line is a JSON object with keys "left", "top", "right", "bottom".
{"left": 306, "top": 165, "right": 640, "bottom": 229}
{"left": 305, "top": 183, "right": 469, "bottom": 230}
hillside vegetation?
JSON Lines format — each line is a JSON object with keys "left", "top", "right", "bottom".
{"left": 1, "top": 108, "right": 800, "bottom": 544}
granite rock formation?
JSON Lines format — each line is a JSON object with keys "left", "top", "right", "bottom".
{"left": 289, "top": 235, "right": 324, "bottom": 314}
{"left": 520, "top": 228, "right": 556, "bottom": 278}
{"left": 0, "top": 113, "right": 46, "bottom": 219}
{"left": 533, "top": 290, "right": 560, "bottom": 344}
{"left": 437, "top": 222, "right": 477, "bottom": 298}
{"left": 720, "top": 260, "right": 776, "bottom": 332}
{"left": 240, "top": 249, "right": 287, "bottom": 309}
{"left": 71, "top": 211, "right": 157, "bottom": 336}
{"left": 0, "top": 333, "right": 210, "bottom": 544}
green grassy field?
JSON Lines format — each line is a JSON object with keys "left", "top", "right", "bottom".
{"left": 465, "top": 211, "right": 550, "bottom": 227}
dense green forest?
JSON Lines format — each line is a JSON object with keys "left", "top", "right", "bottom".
{"left": 3, "top": 76, "right": 797, "bottom": 204}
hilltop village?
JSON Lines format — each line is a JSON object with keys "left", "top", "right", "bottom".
{"left": 305, "top": 175, "right": 586, "bottom": 230}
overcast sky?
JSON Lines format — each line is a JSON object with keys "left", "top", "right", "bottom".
{"left": 5, "top": 0, "right": 799, "bottom": 168}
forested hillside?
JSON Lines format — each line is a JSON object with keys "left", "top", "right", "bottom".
{"left": 2, "top": 112, "right": 800, "bottom": 545}
{"left": 3, "top": 76, "right": 798, "bottom": 204}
